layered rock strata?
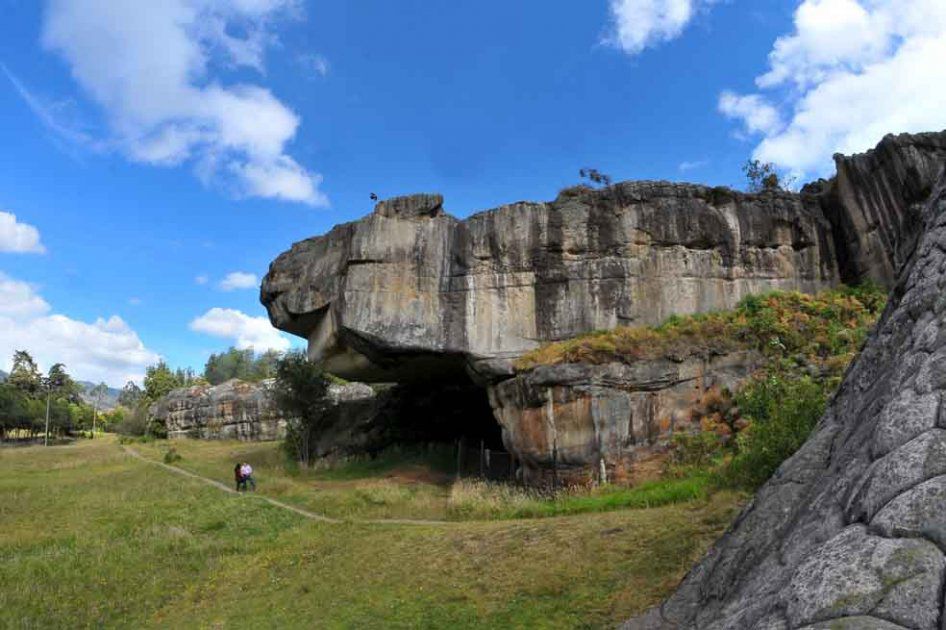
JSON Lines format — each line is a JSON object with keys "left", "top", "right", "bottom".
{"left": 625, "top": 154, "right": 946, "bottom": 627}
{"left": 488, "top": 351, "right": 759, "bottom": 484}
{"left": 262, "top": 183, "right": 839, "bottom": 383}
{"left": 150, "top": 379, "right": 384, "bottom": 456}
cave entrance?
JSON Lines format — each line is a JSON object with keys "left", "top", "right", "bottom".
{"left": 389, "top": 381, "right": 504, "bottom": 450}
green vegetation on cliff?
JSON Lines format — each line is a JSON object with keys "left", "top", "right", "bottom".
{"left": 517, "top": 285, "right": 886, "bottom": 373}
{"left": 518, "top": 285, "right": 888, "bottom": 492}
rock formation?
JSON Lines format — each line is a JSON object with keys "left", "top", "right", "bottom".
{"left": 150, "top": 379, "right": 390, "bottom": 458}
{"left": 261, "top": 131, "right": 946, "bottom": 491}
{"left": 150, "top": 379, "right": 289, "bottom": 441}
{"left": 623, "top": 135, "right": 946, "bottom": 628}
{"left": 489, "top": 351, "right": 760, "bottom": 484}
{"left": 262, "top": 182, "right": 839, "bottom": 383}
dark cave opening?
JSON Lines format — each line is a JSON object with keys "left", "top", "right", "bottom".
{"left": 385, "top": 381, "right": 505, "bottom": 451}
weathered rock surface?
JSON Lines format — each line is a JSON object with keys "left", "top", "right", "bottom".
{"left": 262, "top": 182, "right": 839, "bottom": 383}
{"left": 150, "top": 379, "right": 289, "bottom": 441}
{"left": 488, "top": 351, "right": 759, "bottom": 484}
{"left": 150, "top": 379, "right": 388, "bottom": 457}
{"left": 624, "top": 139, "right": 946, "bottom": 628}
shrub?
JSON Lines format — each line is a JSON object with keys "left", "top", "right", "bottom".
{"left": 723, "top": 374, "right": 828, "bottom": 490}
{"left": 163, "top": 446, "right": 182, "bottom": 464}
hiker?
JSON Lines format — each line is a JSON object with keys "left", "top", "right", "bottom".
{"left": 240, "top": 462, "right": 256, "bottom": 491}
{"left": 234, "top": 463, "right": 246, "bottom": 492}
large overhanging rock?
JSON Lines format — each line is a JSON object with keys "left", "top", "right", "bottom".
{"left": 262, "top": 183, "right": 839, "bottom": 383}
{"left": 624, "top": 150, "right": 946, "bottom": 628}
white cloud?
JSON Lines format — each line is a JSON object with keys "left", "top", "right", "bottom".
{"left": 605, "top": 0, "right": 717, "bottom": 56}
{"left": 128, "top": 297, "right": 142, "bottom": 306}
{"left": 0, "top": 273, "right": 51, "bottom": 318}
{"left": 41, "top": 0, "right": 327, "bottom": 206}
{"left": 218, "top": 271, "right": 259, "bottom": 291}
{"left": 0, "top": 211, "right": 46, "bottom": 254}
{"left": 0, "top": 271, "right": 160, "bottom": 385}
{"left": 190, "top": 307, "right": 289, "bottom": 351}
{"left": 719, "top": 0, "right": 946, "bottom": 177}
{"left": 718, "top": 91, "right": 783, "bottom": 136}
{"left": 195, "top": 274, "right": 209, "bottom": 285}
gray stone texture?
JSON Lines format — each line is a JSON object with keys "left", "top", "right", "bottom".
{"left": 261, "top": 182, "right": 840, "bottom": 384}
{"left": 488, "top": 351, "right": 760, "bottom": 483}
{"left": 624, "top": 132, "right": 946, "bottom": 628}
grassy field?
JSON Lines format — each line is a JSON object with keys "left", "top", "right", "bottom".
{"left": 0, "top": 437, "right": 744, "bottom": 628}
{"left": 130, "top": 438, "right": 723, "bottom": 522}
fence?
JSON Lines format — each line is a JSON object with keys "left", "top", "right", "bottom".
{"left": 454, "top": 438, "right": 517, "bottom": 481}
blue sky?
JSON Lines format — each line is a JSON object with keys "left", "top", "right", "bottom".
{"left": 1, "top": 0, "right": 944, "bottom": 386}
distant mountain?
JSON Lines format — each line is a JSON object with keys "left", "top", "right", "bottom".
{"left": 0, "top": 369, "right": 7, "bottom": 382}
{"left": 77, "top": 381, "right": 121, "bottom": 410}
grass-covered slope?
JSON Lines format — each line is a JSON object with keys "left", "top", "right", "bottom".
{"left": 0, "top": 438, "right": 742, "bottom": 628}
{"left": 517, "top": 285, "right": 886, "bottom": 374}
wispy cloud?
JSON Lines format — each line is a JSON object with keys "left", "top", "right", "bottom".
{"left": 298, "top": 53, "right": 330, "bottom": 78}
{"left": 2, "top": 63, "right": 103, "bottom": 158}
{"left": 678, "top": 159, "right": 709, "bottom": 172}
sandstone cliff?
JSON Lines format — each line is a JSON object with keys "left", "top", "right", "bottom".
{"left": 624, "top": 138, "right": 946, "bottom": 628}
{"left": 262, "top": 183, "right": 839, "bottom": 383}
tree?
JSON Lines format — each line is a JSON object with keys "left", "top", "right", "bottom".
{"left": 743, "top": 160, "right": 791, "bottom": 193}
{"left": 204, "top": 347, "right": 281, "bottom": 385}
{"left": 118, "top": 381, "right": 143, "bottom": 408}
{"left": 89, "top": 382, "right": 109, "bottom": 436}
{"left": 143, "top": 361, "right": 182, "bottom": 401}
{"left": 579, "top": 168, "right": 612, "bottom": 188}
{"left": 272, "top": 350, "right": 330, "bottom": 467}
{"left": 9, "top": 350, "right": 41, "bottom": 395}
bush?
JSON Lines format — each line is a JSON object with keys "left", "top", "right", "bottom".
{"left": 163, "top": 446, "right": 182, "bottom": 464}
{"left": 723, "top": 374, "right": 828, "bottom": 489}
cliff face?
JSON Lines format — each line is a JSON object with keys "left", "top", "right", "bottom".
{"left": 825, "top": 132, "right": 946, "bottom": 286}
{"left": 625, "top": 138, "right": 946, "bottom": 628}
{"left": 489, "top": 351, "right": 760, "bottom": 484}
{"left": 262, "top": 183, "right": 839, "bottom": 383}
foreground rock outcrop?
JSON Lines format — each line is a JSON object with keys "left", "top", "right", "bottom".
{"left": 624, "top": 141, "right": 946, "bottom": 628}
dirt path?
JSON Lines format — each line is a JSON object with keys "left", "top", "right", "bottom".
{"left": 121, "top": 446, "right": 451, "bottom": 527}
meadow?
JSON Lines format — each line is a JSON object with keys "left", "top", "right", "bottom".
{"left": 1, "top": 437, "right": 743, "bottom": 628}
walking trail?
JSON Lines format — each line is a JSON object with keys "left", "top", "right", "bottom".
{"left": 121, "top": 446, "right": 451, "bottom": 527}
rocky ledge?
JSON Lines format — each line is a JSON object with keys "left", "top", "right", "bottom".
{"left": 262, "top": 181, "right": 839, "bottom": 383}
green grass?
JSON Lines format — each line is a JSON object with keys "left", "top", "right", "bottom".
{"left": 0, "top": 438, "right": 744, "bottom": 628}
{"left": 448, "top": 475, "right": 715, "bottom": 520}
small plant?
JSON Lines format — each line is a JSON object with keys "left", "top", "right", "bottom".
{"left": 743, "top": 160, "right": 795, "bottom": 192}
{"left": 163, "top": 446, "right": 182, "bottom": 464}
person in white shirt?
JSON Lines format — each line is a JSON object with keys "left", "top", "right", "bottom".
{"left": 239, "top": 462, "right": 256, "bottom": 491}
